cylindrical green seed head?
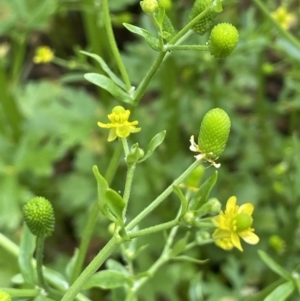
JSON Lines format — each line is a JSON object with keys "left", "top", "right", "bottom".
{"left": 189, "top": 0, "right": 217, "bottom": 35}
{"left": 198, "top": 108, "right": 231, "bottom": 159}
{"left": 0, "top": 291, "right": 11, "bottom": 301}
{"left": 208, "top": 23, "right": 239, "bottom": 58}
{"left": 23, "top": 197, "right": 55, "bottom": 237}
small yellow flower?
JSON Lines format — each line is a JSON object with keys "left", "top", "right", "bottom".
{"left": 212, "top": 196, "right": 259, "bottom": 252}
{"left": 33, "top": 46, "right": 54, "bottom": 64}
{"left": 98, "top": 106, "right": 141, "bottom": 142}
{"left": 271, "top": 6, "right": 296, "bottom": 30}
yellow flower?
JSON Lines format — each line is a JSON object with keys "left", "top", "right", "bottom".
{"left": 212, "top": 196, "right": 259, "bottom": 251}
{"left": 98, "top": 106, "right": 141, "bottom": 142}
{"left": 271, "top": 6, "right": 296, "bottom": 30}
{"left": 33, "top": 46, "right": 54, "bottom": 64}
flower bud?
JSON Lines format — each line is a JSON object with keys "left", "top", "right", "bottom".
{"left": 140, "top": 0, "right": 158, "bottom": 14}
{"left": 0, "top": 291, "right": 11, "bottom": 301}
{"left": 208, "top": 23, "right": 239, "bottom": 59}
{"left": 198, "top": 108, "right": 231, "bottom": 160}
{"left": 189, "top": 0, "right": 217, "bottom": 35}
{"left": 197, "top": 198, "right": 221, "bottom": 216}
{"left": 23, "top": 197, "right": 55, "bottom": 237}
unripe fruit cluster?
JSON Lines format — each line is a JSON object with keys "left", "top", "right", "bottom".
{"left": 189, "top": 0, "right": 216, "bottom": 35}
{"left": 208, "top": 23, "right": 239, "bottom": 59}
{"left": 198, "top": 108, "right": 231, "bottom": 160}
{"left": 23, "top": 197, "right": 55, "bottom": 237}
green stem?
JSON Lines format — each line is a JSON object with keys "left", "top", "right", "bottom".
{"left": 0, "top": 233, "right": 19, "bottom": 257}
{"left": 252, "top": 0, "right": 300, "bottom": 50}
{"left": 125, "top": 159, "right": 202, "bottom": 231}
{"left": 1, "top": 288, "right": 39, "bottom": 297}
{"left": 166, "top": 45, "right": 209, "bottom": 51}
{"left": 102, "top": 0, "right": 131, "bottom": 90}
{"left": 132, "top": 51, "right": 166, "bottom": 105}
{"left": 121, "top": 137, "right": 130, "bottom": 157}
{"left": 70, "top": 142, "right": 123, "bottom": 283}
{"left": 61, "top": 237, "right": 118, "bottom": 301}
{"left": 123, "top": 163, "right": 136, "bottom": 219}
{"left": 169, "top": 5, "right": 214, "bottom": 44}
{"left": 128, "top": 219, "right": 179, "bottom": 239}
{"left": 36, "top": 236, "right": 47, "bottom": 289}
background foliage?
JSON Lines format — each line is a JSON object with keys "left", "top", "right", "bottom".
{"left": 0, "top": 0, "right": 300, "bottom": 300}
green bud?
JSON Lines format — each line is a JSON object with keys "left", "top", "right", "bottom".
{"left": 197, "top": 198, "right": 221, "bottom": 216}
{"left": 208, "top": 23, "right": 239, "bottom": 58}
{"left": 0, "top": 291, "right": 11, "bottom": 301}
{"left": 23, "top": 197, "right": 55, "bottom": 237}
{"left": 198, "top": 108, "right": 231, "bottom": 160}
{"left": 189, "top": 0, "right": 217, "bottom": 35}
{"left": 140, "top": 0, "right": 158, "bottom": 14}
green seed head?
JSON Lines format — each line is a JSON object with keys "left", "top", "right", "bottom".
{"left": 189, "top": 0, "right": 217, "bottom": 35}
{"left": 208, "top": 23, "right": 239, "bottom": 58}
{"left": 198, "top": 108, "right": 231, "bottom": 160}
{"left": 0, "top": 291, "right": 11, "bottom": 301}
{"left": 23, "top": 197, "right": 55, "bottom": 237}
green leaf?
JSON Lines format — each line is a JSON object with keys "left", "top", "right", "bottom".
{"left": 189, "top": 171, "right": 218, "bottom": 210}
{"left": 123, "top": 23, "right": 161, "bottom": 51}
{"left": 126, "top": 143, "right": 141, "bottom": 165}
{"left": 92, "top": 166, "right": 116, "bottom": 222}
{"left": 84, "top": 73, "right": 132, "bottom": 103}
{"left": 43, "top": 268, "right": 68, "bottom": 291}
{"left": 105, "top": 189, "right": 126, "bottom": 224}
{"left": 258, "top": 250, "right": 293, "bottom": 281}
{"left": 170, "top": 233, "right": 190, "bottom": 257}
{"left": 156, "top": 5, "right": 165, "bottom": 26}
{"left": 264, "top": 281, "right": 295, "bottom": 301}
{"left": 139, "top": 130, "right": 166, "bottom": 162}
{"left": 18, "top": 225, "right": 36, "bottom": 284}
{"left": 65, "top": 249, "right": 79, "bottom": 282}
{"left": 80, "top": 51, "right": 126, "bottom": 89}
{"left": 246, "top": 279, "right": 286, "bottom": 301}
{"left": 173, "top": 185, "right": 188, "bottom": 216}
{"left": 213, "top": 0, "right": 223, "bottom": 13}
{"left": 171, "top": 256, "right": 208, "bottom": 265}
{"left": 82, "top": 270, "right": 133, "bottom": 290}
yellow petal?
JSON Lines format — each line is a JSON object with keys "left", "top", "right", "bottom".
{"left": 215, "top": 238, "right": 234, "bottom": 251}
{"left": 231, "top": 232, "right": 243, "bottom": 251}
{"left": 239, "top": 230, "right": 259, "bottom": 245}
{"left": 98, "top": 122, "right": 110, "bottom": 128}
{"left": 226, "top": 196, "right": 237, "bottom": 212}
{"left": 239, "top": 203, "right": 254, "bottom": 215}
{"left": 212, "top": 228, "right": 231, "bottom": 240}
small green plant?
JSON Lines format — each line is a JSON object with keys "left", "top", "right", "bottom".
{"left": 0, "top": 0, "right": 300, "bottom": 300}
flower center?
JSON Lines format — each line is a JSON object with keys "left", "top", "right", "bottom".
{"left": 234, "top": 213, "right": 252, "bottom": 232}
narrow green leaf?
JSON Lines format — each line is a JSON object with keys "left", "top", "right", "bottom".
{"left": 171, "top": 256, "right": 208, "bottom": 265}
{"left": 105, "top": 189, "right": 126, "bottom": 223}
{"left": 123, "top": 23, "right": 161, "bottom": 51}
{"left": 84, "top": 73, "right": 132, "bottom": 103}
{"left": 65, "top": 248, "right": 79, "bottom": 282}
{"left": 258, "top": 250, "right": 293, "bottom": 281}
{"left": 189, "top": 171, "right": 218, "bottom": 210}
{"left": 82, "top": 270, "right": 133, "bottom": 290}
{"left": 80, "top": 51, "right": 126, "bottom": 89}
{"left": 18, "top": 224, "right": 36, "bottom": 284}
{"left": 246, "top": 279, "right": 285, "bottom": 301}
{"left": 264, "top": 281, "right": 294, "bottom": 301}
{"left": 92, "top": 166, "right": 116, "bottom": 222}
{"left": 173, "top": 185, "right": 188, "bottom": 216}
{"left": 139, "top": 130, "right": 166, "bottom": 162}
{"left": 170, "top": 233, "right": 190, "bottom": 257}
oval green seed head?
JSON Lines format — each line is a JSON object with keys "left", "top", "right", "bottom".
{"left": 208, "top": 23, "right": 239, "bottom": 58}
{"left": 198, "top": 108, "right": 231, "bottom": 159}
{"left": 189, "top": 0, "right": 217, "bottom": 35}
{"left": 23, "top": 197, "right": 55, "bottom": 237}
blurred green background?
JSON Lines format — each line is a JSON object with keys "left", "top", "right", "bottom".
{"left": 0, "top": 0, "right": 300, "bottom": 300}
